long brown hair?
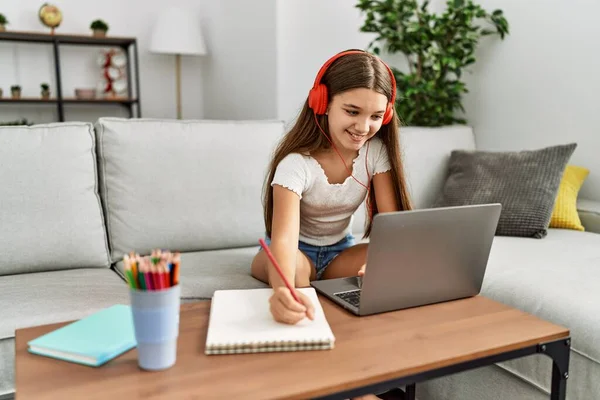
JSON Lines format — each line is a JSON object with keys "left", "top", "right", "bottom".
{"left": 263, "top": 50, "right": 412, "bottom": 238}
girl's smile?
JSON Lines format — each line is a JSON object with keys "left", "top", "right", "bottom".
{"left": 327, "top": 87, "right": 388, "bottom": 155}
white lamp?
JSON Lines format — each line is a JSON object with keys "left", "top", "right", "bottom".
{"left": 149, "top": 7, "right": 207, "bottom": 119}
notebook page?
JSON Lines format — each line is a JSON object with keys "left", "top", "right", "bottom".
{"left": 205, "top": 288, "right": 335, "bottom": 347}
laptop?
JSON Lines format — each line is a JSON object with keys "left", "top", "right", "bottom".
{"left": 310, "top": 203, "right": 501, "bottom": 316}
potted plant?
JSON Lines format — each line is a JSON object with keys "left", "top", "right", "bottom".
{"left": 90, "top": 19, "right": 109, "bottom": 37}
{"left": 0, "top": 13, "right": 8, "bottom": 32}
{"left": 0, "top": 87, "right": 3, "bottom": 98}
{"left": 11, "top": 85, "right": 21, "bottom": 99}
{"left": 356, "top": 0, "right": 509, "bottom": 127}
{"left": 41, "top": 83, "right": 50, "bottom": 99}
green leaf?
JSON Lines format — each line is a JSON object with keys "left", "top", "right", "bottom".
{"left": 356, "top": 0, "right": 509, "bottom": 126}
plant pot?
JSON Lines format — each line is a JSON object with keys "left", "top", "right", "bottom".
{"left": 0, "top": 88, "right": 3, "bottom": 98}
{"left": 11, "top": 90, "right": 21, "bottom": 99}
{"left": 92, "top": 29, "right": 107, "bottom": 38}
{"left": 41, "top": 91, "right": 50, "bottom": 99}
{"left": 0, "top": 24, "right": 5, "bottom": 32}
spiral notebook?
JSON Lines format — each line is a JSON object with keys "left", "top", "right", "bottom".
{"left": 205, "top": 287, "right": 335, "bottom": 355}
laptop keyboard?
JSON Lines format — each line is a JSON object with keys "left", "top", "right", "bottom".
{"left": 334, "top": 289, "right": 361, "bottom": 308}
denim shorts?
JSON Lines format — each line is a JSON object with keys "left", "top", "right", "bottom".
{"left": 263, "top": 234, "right": 355, "bottom": 279}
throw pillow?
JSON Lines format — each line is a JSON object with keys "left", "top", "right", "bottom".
{"left": 549, "top": 164, "right": 589, "bottom": 231}
{"left": 434, "top": 143, "right": 577, "bottom": 238}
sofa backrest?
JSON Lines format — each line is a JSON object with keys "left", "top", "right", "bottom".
{"left": 0, "top": 122, "right": 111, "bottom": 276}
{"left": 401, "top": 125, "right": 476, "bottom": 208}
{"left": 95, "top": 118, "right": 284, "bottom": 263}
{"left": 351, "top": 125, "right": 476, "bottom": 236}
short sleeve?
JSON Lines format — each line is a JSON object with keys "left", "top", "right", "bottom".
{"left": 271, "top": 153, "right": 308, "bottom": 199}
{"left": 369, "top": 137, "right": 391, "bottom": 175}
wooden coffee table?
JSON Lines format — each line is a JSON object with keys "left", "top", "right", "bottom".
{"left": 15, "top": 295, "right": 570, "bottom": 400}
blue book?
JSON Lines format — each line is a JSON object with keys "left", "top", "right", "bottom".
{"left": 27, "top": 304, "right": 136, "bottom": 367}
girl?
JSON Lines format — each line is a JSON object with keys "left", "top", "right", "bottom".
{"left": 251, "top": 49, "right": 412, "bottom": 326}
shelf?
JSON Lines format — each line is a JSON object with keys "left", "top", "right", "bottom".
{"left": 0, "top": 30, "right": 141, "bottom": 121}
{"left": 0, "top": 97, "right": 138, "bottom": 105}
{"left": 0, "top": 30, "right": 136, "bottom": 46}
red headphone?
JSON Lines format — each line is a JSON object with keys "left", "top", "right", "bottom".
{"left": 308, "top": 49, "right": 397, "bottom": 125}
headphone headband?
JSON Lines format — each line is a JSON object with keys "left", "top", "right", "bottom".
{"left": 308, "top": 49, "right": 397, "bottom": 124}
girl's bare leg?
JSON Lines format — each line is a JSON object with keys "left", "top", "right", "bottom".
{"left": 320, "top": 243, "right": 368, "bottom": 280}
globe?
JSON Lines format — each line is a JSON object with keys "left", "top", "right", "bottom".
{"left": 39, "top": 3, "right": 62, "bottom": 34}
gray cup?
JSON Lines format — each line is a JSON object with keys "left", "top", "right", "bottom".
{"left": 129, "top": 284, "right": 181, "bottom": 371}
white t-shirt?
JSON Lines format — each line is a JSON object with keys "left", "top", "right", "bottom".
{"left": 271, "top": 137, "right": 391, "bottom": 246}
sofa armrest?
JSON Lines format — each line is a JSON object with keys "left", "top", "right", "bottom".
{"left": 577, "top": 198, "right": 600, "bottom": 234}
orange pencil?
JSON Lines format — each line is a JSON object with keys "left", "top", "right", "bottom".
{"left": 130, "top": 256, "right": 139, "bottom": 289}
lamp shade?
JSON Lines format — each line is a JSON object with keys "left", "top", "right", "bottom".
{"left": 149, "top": 7, "right": 207, "bottom": 55}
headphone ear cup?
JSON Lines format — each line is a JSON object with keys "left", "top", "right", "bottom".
{"left": 308, "top": 84, "right": 328, "bottom": 115}
{"left": 382, "top": 102, "right": 394, "bottom": 125}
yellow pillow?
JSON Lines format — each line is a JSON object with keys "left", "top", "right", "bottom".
{"left": 550, "top": 165, "right": 590, "bottom": 230}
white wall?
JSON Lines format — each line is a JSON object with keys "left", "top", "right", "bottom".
{"left": 202, "top": 0, "right": 277, "bottom": 120}
{"left": 456, "top": 0, "right": 600, "bottom": 200}
{"left": 275, "top": 0, "right": 375, "bottom": 125}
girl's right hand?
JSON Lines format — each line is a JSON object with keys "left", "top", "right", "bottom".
{"left": 269, "top": 287, "right": 315, "bottom": 324}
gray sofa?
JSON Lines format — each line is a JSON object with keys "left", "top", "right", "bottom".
{"left": 0, "top": 119, "right": 598, "bottom": 400}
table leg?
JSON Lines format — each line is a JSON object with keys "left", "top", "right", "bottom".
{"left": 539, "top": 338, "right": 570, "bottom": 400}
{"left": 404, "top": 384, "right": 416, "bottom": 400}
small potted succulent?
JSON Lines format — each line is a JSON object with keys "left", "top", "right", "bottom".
{"left": 0, "top": 87, "right": 3, "bottom": 98}
{"left": 0, "top": 14, "right": 8, "bottom": 32}
{"left": 11, "top": 85, "right": 21, "bottom": 99}
{"left": 90, "top": 19, "right": 109, "bottom": 37}
{"left": 41, "top": 83, "right": 50, "bottom": 99}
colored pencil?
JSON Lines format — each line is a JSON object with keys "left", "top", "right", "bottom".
{"left": 122, "top": 249, "right": 180, "bottom": 291}
{"left": 258, "top": 238, "right": 300, "bottom": 303}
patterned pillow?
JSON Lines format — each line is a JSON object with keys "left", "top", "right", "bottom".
{"left": 434, "top": 143, "right": 577, "bottom": 238}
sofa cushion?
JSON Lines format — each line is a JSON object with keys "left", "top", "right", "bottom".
{"left": 549, "top": 165, "right": 589, "bottom": 231}
{"left": 480, "top": 228, "right": 600, "bottom": 396}
{"left": 0, "top": 268, "right": 130, "bottom": 396}
{"left": 95, "top": 118, "right": 284, "bottom": 263}
{"left": 0, "top": 123, "right": 110, "bottom": 276}
{"left": 434, "top": 143, "right": 577, "bottom": 238}
{"left": 114, "top": 246, "right": 268, "bottom": 299}
{"left": 351, "top": 125, "right": 476, "bottom": 236}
